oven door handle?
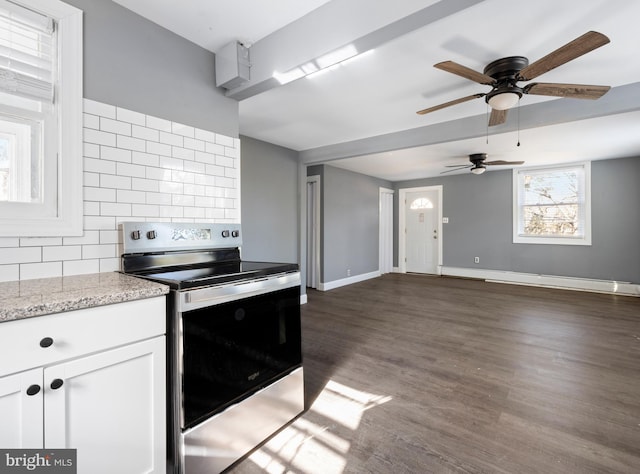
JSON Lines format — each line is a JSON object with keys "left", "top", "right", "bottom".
{"left": 180, "top": 272, "right": 301, "bottom": 312}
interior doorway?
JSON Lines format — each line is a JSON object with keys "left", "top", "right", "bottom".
{"left": 399, "top": 186, "right": 443, "bottom": 274}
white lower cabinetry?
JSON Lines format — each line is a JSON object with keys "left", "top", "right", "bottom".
{"left": 0, "top": 296, "right": 166, "bottom": 474}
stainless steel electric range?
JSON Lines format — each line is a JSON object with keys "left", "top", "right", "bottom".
{"left": 120, "top": 222, "right": 304, "bottom": 473}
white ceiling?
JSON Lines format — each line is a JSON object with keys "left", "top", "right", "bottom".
{"left": 113, "top": 0, "right": 640, "bottom": 181}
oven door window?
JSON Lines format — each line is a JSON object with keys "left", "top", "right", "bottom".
{"left": 181, "top": 286, "right": 301, "bottom": 429}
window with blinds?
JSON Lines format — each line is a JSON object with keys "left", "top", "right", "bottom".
{"left": 0, "top": 0, "right": 82, "bottom": 237}
{"left": 513, "top": 163, "right": 592, "bottom": 245}
{"left": 0, "top": 0, "right": 55, "bottom": 203}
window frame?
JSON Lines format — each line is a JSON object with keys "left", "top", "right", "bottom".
{"left": 0, "top": 0, "right": 83, "bottom": 237}
{"left": 513, "top": 161, "right": 592, "bottom": 246}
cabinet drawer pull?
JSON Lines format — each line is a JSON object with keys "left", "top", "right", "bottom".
{"left": 50, "top": 379, "right": 64, "bottom": 390}
{"left": 26, "top": 384, "right": 41, "bottom": 396}
{"left": 39, "top": 337, "right": 54, "bottom": 348}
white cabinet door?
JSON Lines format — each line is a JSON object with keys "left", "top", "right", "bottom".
{"left": 44, "top": 337, "right": 166, "bottom": 474}
{"left": 0, "top": 368, "right": 43, "bottom": 448}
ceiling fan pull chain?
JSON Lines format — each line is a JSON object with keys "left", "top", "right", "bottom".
{"left": 486, "top": 103, "right": 489, "bottom": 144}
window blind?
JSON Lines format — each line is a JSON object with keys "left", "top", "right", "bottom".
{"left": 0, "top": 0, "right": 55, "bottom": 104}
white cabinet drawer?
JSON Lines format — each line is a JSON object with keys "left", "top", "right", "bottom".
{"left": 0, "top": 297, "right": 165, "bottom": 377}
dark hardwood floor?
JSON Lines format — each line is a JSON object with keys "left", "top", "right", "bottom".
{"left": 229, "top": 273, "right": 640, "bottom": 473}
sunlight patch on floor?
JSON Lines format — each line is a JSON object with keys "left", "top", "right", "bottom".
{"left": 242, "top": 379, "right": 392, "bottom": 473}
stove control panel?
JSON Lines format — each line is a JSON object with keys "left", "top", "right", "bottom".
{"left": 120, "top": 222, "right": 242, "bottom": 254}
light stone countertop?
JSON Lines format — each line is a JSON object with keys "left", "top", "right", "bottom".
{"left": 0, "top": 272, "right": 169, "bottom": 322}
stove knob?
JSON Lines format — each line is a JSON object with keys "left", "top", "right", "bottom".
{"left": 231, "top": 230, "right": 240, "bottom": 238}
{"left": 147, "top": 230, "right": 157, "bottom": 239}
{"left": 221, "top": 230, "right": 230, "bottom": 238}
{"left": 131, "top": 230, "right": 141, "bottom": 240}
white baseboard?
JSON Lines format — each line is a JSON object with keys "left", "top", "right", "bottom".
{"left": 441, "top": 266, "right": 640, "bottom": 297}
{"left": 318, "top": 270, "right": 380, "bottom": 292}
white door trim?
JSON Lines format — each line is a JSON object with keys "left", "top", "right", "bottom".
{"left": 399, "top": 185, "right": 443, "bottom": 274}
{"left": 379, "top": 187, "right": 394, "bottom": 274}
{"left": 306, "top": 175, "right": 321, "bottom": 289}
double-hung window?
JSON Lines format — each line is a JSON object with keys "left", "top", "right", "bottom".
{"left": 0, "top": 0, "right": 82, "bottom": 236}
{"left": 513, "top": 162, "right": 591, "bottom": 245}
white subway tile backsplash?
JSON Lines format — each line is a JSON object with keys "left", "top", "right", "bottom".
{"left": 172, "top": 146, "right": 195, "bottom": 161}
{"left": 116, "top": 107, "right": 146, "bottom": 126}
{"left": 100, "top": 174, "right": 132, "bottom": 190}
{"left": 132, "top": 151, "right": 160, "bottom": 167}
{"left": 117, "top": 135, "right": 146, "bottom": 152}
{"left": 63, "top": 231, "right": 100, "bottom": 246}
{"left": 63, "top": 259, "right": 99, "bottom": 276}
{"left": 84, "top": 142, "right": 100, "bottom": 158}
{"left": 99, "top": 230, "right": 119, "bottom": 244}
{"left": 20, "top": 237, "right": 63, "bottom": 247}
{"left": 21, "top": 262, "right": 62, "bottom": 280}
{"left": 101, "top": 146, "right": 132, "bottom": 163}
{"left": 85, "top": 157, "right": 116, "bottom": 175}
{"left": 84, "top": 187, "right": 117, "bottom": 202}
{"left": 101, "top": 202, "right": 132, "bottom": 217}
{"left": 43, "top": 245, "right": 81, "bottom": 262}
{"left": 147, "top": 141, "right": 172, "bottom": 157}
{"left": 2, "top": 98, "right": 240, "bottom": 281}
{"left": 84, "top": 128, "right": 116, "bottom": 147}
{"left": 146, "top": 115, "right": 172, "bottom": 132}
{"left": 0, "top": 264, "right": 19, "bottom": 282}
{"left": 172, "top": 123, "right": 195, "bottom": 138}
{"left": 100, "top": 258, "right": 120, "bottom": 273}
{"left": 84, "top": 113, "right": 100, "bottom": 130}
{"left": 101, "top": 117, "right": 132, "bottom": 136}
{"left": 146, "top": 192, "right": 172, "bottom": 205}
{"left": 131, "top": 178, "right": 159, "bottom": 192}
{"left": 184, "top": 137, "right": 205, "bottom": 151}
{"left": 84, "top": 172, "right": 100, "bottom": 187}
{"left": 84, "top": 201, "right": 100, "bottom": 216}
{"left": 116, "top": 162, "right": 146, "bottom": 178}
{"left": 84, "top": 216, "right": 116, "bottom": 231}
{"left": 195, "top": 128, "right": 216, "bottom": 143}
{"left": 205, "top": 142, "right": 225, "bottom": 155}
{"left": 117, "top": 190, "right": 147, "bottom": 204}
{"left": 83, "top": 244, "right": 116, "bottom": 259}
{"left": 215, "top": 134, "right": 234, "bottom": 147}
{"left": 132, "top": 125, "right": 160, "bottom": 142}
{"left": 0, "top": 247, "right": 41, "bottom": 265}
{"left": 84, "top": 99, "right": 116, "bottom": 119}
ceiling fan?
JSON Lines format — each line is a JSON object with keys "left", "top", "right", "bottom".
{"left": 417, "top": 31, "right": 611, "bottom": 126}
{"left": 442, "top": 153, "right": 524, "bottom": 175}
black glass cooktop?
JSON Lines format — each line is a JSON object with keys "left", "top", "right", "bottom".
{"left": 137, "top": 261, "right": 299, "bottom": 290}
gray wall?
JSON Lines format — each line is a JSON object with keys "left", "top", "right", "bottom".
{"left": 240, "top": 136, "right": 299, "bottom": 263}
{"left": 66, "top": 0, "right": 238, "bottom": 137}
{"left": 394, "top": 156, "right": 640, "bottom": 284}
{"left": 309, "top": 165, "right": 391, "bottom": 283}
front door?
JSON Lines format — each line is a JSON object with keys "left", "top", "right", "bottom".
{"left": 405, "top": 190, "right": 439, "bottom": 274}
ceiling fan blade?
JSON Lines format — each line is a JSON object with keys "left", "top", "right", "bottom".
{"left": 445, "top": 164, "right": 472, "bottom": 168}
{"left": 524, "top": 82, "right": 610, "bottom": 99}
{"left": 434, "top": 61, "right": 496, "bottom": 85}
{"left": 488, "top": 108, "right": 507, "bottom": 126}
{"left": 485, "top": 160, "right": 525, "bottom": 166}
{"left": 416, "top": 93, "right": 485, "bottom": 115}
{"left": 440, "top": 166, "right": 471, "bottom": 175}
{"left": 517, "top": 31, "right": 610, "bottom": 81}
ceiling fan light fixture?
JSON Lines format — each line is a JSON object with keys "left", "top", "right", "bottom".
{"left": 487, "top": 91, "right": 520, "bottom": 110}
{"left": 470, "top": 165, "right": 486, "bottom": 175}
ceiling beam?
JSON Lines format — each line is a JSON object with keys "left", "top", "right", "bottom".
{"left": 299, "top": 82, "right": 640, "bottom": 164}
{"left": 225, "top": 0, "right": 486, "bottom": 100}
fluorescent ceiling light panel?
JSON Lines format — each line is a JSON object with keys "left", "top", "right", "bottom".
{"left": 316, "top": 44, "right": 357, "bottom": 69}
